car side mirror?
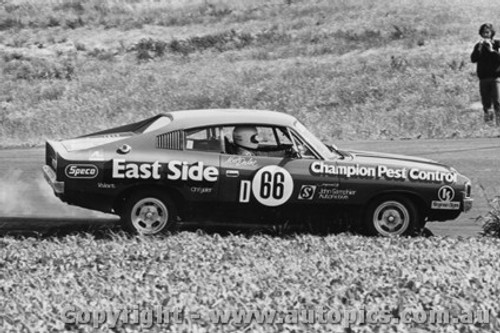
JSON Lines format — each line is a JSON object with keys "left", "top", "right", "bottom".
{"left": 327, "top": 143, "right": 338, "bottom": 152}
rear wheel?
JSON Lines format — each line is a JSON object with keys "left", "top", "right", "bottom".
{"left": 121, "top": 191, "right": 176, "bottom": 235}
{"left": 365, "top": 196, "right": 419, "bottom": 236}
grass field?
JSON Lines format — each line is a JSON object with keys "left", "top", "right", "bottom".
{"left": 1, "top": 232, "right": 499, "bottom": 332}
{"left": 1, "top": 0, "right": 500, "bottom": 146}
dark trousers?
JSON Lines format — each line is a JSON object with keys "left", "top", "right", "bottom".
{"left": 479, "top": 78, "right": 500, "bottom": 114}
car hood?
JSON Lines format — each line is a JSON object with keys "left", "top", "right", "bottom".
{"left": 340, "top": 149, "right": 453, "bottom": 171}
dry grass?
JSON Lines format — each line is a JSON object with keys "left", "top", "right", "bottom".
{"left": 1, "top": 0, "right": 500, "bottom": 146}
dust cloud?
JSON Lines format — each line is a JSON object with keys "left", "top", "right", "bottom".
{"left": 0, "top": 168, "right": 111, "bottom": 218}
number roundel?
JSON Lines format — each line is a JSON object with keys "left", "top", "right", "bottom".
{"left": 251, "top": 166, "right": 294, "bottom": 207}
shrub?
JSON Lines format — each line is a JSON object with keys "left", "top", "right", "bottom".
{"left": 135, "top": 38, "right": 167, "bottom": 61}
{"left": 478, "top": 190, "right": 500, "bottom": 237}
{"left": 0, "top": 17, "right": 24, "bottom": 31}
{"left": 65, "top": 16, "right": 85, "bottom": 29}
{"left": 39, "top": 83, "right": 66, "bottom": 101}
{"left": 168, "top": 38, "right": 193, "bottom": 56}
{"left": 255, "top": 25, "right": 292, "bottom": 45}
{"left": 53, "top": 0, "right": 85, "bottom": 13}
{"left": 2, "top": 56, "right": 75, "bottom": 80}
{"left": 135, "top": 30, "right": 254, "bottom": 59}
{"left": 87, "top": 48, "right": 116, "bottom": 61}
{"left": 74, "top": 42, "right": 87, "bottom": 51}
{"left": 46, "top": 16, "right": 61, "bottom": 27}
{"left": 187, "top": 29, "right": 253, "bottom": 52}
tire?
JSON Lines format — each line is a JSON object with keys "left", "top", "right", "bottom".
{"left": 121, "top": 190, "right": 176, "bottom": 235}
{"left": 365, "top": 195, "right": 419, "bottom": 237}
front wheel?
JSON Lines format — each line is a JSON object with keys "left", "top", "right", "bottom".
{"left": 365, "top": 196, "right": 419, "bottom": 236}
{"left": 121, "top": 191, "right": 176, "bottom": 235}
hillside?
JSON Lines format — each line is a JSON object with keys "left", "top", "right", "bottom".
{"left": 1, "top": 0, "right": 500, "bottom": 146}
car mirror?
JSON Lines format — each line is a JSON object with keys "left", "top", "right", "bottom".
{"left": 327, "top": 143, "right": 339, "bottom": 152}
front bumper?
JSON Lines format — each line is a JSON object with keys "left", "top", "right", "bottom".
{"left": 42, "top": 165, "right": 64, "bottom": 195}
{"left": 463, "top": 197, "right": 473, "bottom": 212}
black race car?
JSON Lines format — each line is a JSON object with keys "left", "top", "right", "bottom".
{"left": 43, "top": 109, "right": 472, "bottom": 236}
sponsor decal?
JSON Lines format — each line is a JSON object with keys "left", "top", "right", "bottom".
{"left": 65, "top": 164, "right": 98, "bottom": 179}
{"left": 239, "top": 180, "right": 251, "bottom": 203}
{"left": 408, "top": 169, "right": 457, "bottom": 184}
{"left": 431, "top": 185, "right": 460, "bottom": 210}
{"left": 98, "top": 182, "right": 116, "bottom": 189}
{"left": 431, "top": 201, "right": 460, "bottom": 210}
{"left": 111, "top": 159, "right": 218, "bottom": 182}
{"left": 167, "top": 161, "right": 218, "bottom": 182}
{"left": 225, "top": 156, "right": 258, "bottom": 167}
{"left": 239, "top": 166, "right": 294, "bottom": 207}
{"left": 318, "top": 188, "right": 356, "bottom": 200}
{"left": 309, "top": 162, "right": 457, "bottom": 184}
{"left": 190, "top": 187, "right": 213, "bottom": 194}
{"left": 298, "top": 185, "right": 317, "bottom": 200}
{"left": 311, "top": 162, "right": 377, "bottom": 179}
{"left": 89, "top": 150, "right": 105, "bottom": 161}
{"left": 112, "top": 159, "right": 161, "bottom": 180}
{"left": 438, "top": 185, "right": 455, "bottom": 201}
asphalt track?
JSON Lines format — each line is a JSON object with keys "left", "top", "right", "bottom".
{"left": 0, "top": 137, "right": 498, "bottom": 237}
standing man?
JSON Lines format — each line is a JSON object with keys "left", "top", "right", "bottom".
{"left": 471, "top": 23, "right": 500, "bottom": 125}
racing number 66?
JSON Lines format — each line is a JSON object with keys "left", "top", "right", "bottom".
{"left": 260, "top": 170, "right": 285, "bottom": 200}
{"left": 250, "top": 166, "right": 294, "bottom": 207}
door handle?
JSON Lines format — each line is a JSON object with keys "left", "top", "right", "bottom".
{"left": 226, "top": 170, "right": 240, "bottom": 177}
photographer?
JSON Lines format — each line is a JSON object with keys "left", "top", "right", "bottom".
{"left": 471, "top": 23, "right": 500, "bottom": 125}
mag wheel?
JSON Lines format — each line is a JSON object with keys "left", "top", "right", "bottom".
{"left": 121, "top": 191, "right": 176, "bottom": 235}
{"left": 365, "top": 196, "right": 418, "bottom": 237}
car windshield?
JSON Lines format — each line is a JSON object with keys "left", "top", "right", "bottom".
{"left": 293, "top": 121, "right": 340, "bottom": 159}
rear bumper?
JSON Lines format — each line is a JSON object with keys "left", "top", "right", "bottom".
{"left": 42, "top": 165, "right": 65, "bottom": 195}
{"left": 463, "top": 197, "right": 473, "bottom": 212}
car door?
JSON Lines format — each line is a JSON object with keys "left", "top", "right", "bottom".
{"left": 218, "top": 125, "right": 337, "bottom": 210}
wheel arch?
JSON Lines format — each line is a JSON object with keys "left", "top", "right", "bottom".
{"left": 113, "top": 184, "right": 185, "bottom": 218}
{"left": 365, "top": 190, "right": 428, "bottom": 226}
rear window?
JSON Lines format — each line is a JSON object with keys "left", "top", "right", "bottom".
{"left": 142, "top": 116, "right": 172, "bottom": 133}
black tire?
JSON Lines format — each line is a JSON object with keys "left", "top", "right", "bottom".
{"left": 364, "top": 195, "right": 419, "bottom": 237}
{"left": 120, "top": 190, "right": 176, "bottom": 235}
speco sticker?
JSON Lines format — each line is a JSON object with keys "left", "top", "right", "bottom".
{"left": 65, "top": 164, "right": 98, "bottom": 179}
{"left": 249, "top": 166, "right": 294, "bottom": 207}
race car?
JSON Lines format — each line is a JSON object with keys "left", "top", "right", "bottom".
{"left": 42, "top": 109, "right": 473, "bottom": 236}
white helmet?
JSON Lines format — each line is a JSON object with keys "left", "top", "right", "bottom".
{"left": 233, "top": 126, "right": 259, "bottom": 149}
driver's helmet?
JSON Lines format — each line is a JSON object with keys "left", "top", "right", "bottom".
{"left": 233, "top": 126, "right": 259, "bottom": 149}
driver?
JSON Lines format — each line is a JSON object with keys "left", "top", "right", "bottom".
{"left": 232, "top": 126, "right": 260, "bottom": 156}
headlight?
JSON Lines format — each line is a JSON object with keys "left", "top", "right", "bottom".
{"left": 464, "top": 182, "right": 472, "bottom": 198}
{"left": 51, "top": 153, "right": 58, "bottom": 170}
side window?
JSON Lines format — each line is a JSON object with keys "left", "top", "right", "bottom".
{"left": 275, "top": 127, "right": 293, "bottom": 146}
{"left": 222, "top": 125, "right": 293, "bottom": 157}
{"left": 257, "top": 127, "right": 278, "bottom": 149}
{"left": 291, "top": 132, "right": 317, "bottom": 159}
{"left": 185, "top": 127, "right": 222, "bottom": 153}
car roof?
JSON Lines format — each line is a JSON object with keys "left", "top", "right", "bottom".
{"left": 164, "top": 109, "right": 298, "bottom": 130}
